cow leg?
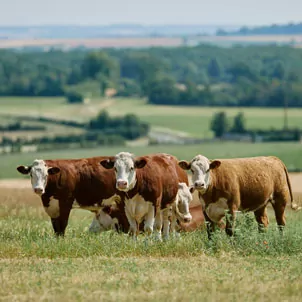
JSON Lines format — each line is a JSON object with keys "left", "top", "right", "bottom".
{"left": 144, "top": 204, "right": 155, "bottom": 237}
{"left": 271, "top": 194, "right": 287, "bottom": 233}
{"left": 170, "top": 209, "right": 180, "bottom": 239}
{"left": 254, "top": 206, "right": 269, "bottom": 233}
{"left": 125, "top": 206, "right": 138, "bottom": 240}
{"left": 203, "top": 210, "right": 215, "bottom": 240}
{"left": 162, "top": 208, "right": 170, "bottom": 240}
{"left": 51, "top": 205, "right": 72, "bottom": 236}
{"left": 153, "top": 207, "right": 162, "bottom": 241}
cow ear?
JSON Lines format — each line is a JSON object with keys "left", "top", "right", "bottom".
{"left": 100, "top": 159, "right": 115, "bottom": 169}
{"left": 210, "top": 160, "right": 221, "bottom": 170}
{"left": 17, "top": 165, "right": 31, "bottom": 175}
{"left": 178, "top": 160, "right": 191, "bottom": 170}
{"left": 135, "top": 158, "right": 147, "bottom": 169}
{"left": 48, "top": 167, "right": 60, "bottom": 175}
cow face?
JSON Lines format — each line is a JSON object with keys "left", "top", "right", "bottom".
{"left": 17, "top": 159, "right": 60, "bottom": 196}
{"left": 176, "top": 183, "right": 193, "bottom": 223}
{"left": 100, "top": 152, "right": 147, "bottom": 192}
{"left": 178, "top": 155, "right": 221, "bottom": 193}
{"left": 89, "top": 206, "right": 118, "bottom": 232}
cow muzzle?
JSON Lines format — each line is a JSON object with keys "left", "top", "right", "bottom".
{"left": 183, "top": 213, "right": 192, "bottom": 223}
{"left": 34, "top": 188, "right": 44, "bottom": 195}
{"left": 116, "top": 180, "right": 128, "bottom": 190}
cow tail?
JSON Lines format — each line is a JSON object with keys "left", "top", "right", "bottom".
{"left": 282, "top": 163, "right": 301, "bottom": 211}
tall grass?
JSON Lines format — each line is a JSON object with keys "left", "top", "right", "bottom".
{"left": 1, "top": 188, "right": 302, "bottom": 301}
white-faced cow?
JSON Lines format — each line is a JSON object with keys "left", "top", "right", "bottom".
{"left": 17, "top": 157, "right": 119, "bottom": 236}
{"left": 178, "top": 155, "right": 300, "bottom": 239}
{"left": 100, "top": 152, "right": 189, "bottom": 240}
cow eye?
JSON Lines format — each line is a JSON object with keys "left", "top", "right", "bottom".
{"left": 130, "top": 167, "right": 134, "bottom": 171}
{"left": 190, "top": 169, "right": 194, "bottom": 174}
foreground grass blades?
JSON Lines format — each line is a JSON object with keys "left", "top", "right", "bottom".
{"left": 1, "top": 188, "right": 302, "bottom": 301}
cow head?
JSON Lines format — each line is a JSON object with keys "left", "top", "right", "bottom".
{"left": 175, "top": 183, "right": 193, "bottom": 223}
{"left": 178, "top": 155, "right": 221, "bottom": 193}
{"left": 16, "top": 159, "right": 60, "bottom": 196}
{"left": 89, "top": 206, "right": 118, "bottom": 232}
{"left": 100, "top": 152, "right": 147, "bottom": 192}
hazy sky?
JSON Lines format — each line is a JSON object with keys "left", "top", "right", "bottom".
{"left": 1, "top": 0, "right": 301, "bottom": 26}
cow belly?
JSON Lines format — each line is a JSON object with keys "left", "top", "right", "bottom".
{"left": 205, "top": 198, "right": 228, "bottom": 223}
{"left": 44, "top": 198, "right": 60, "bottom": 218}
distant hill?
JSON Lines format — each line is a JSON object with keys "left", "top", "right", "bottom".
{"left": 217, "top": 22, "right": 302, "bottom": 36}
{"left": 0, "top": 24, "right": 240, "bottom": 39}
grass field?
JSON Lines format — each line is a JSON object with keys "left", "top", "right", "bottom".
{"left": 1, "top": 186, "right": 302, "bottom": 301}
{"left": 1, "top": 96, "right": 302, "bottom": 138}
{"left": 1, "top": 141, "right": 302, "bottom": 179}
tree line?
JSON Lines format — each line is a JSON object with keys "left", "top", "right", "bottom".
{"left": 1, "top": 44, "right": 302, "bottom": 107}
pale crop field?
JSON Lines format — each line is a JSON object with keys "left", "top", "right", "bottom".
{"left": 1, "top": 185, "right": 302, "bottom": 301}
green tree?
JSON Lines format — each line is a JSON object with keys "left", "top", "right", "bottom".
{"left": 207, "top": 58, "right": 221, "bottom": 78}
{"left": 231, "top": 112, "right": 246, "bottom": 133}
{"left": 210, "top": 112, "right": 229, "bottom": 138}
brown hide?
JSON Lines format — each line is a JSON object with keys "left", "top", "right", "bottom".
{"left": 39, "top": 157, "right": 117, "bottom": 235}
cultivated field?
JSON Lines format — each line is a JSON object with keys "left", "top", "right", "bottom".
{"left": 1, "top": 96, "right": 302, "bottom": 139}
{"left": 0, "top": 34, "right": 302, "bottom": 49}
{"left": 1, "top": 177, "right": 302, "bottom": 301}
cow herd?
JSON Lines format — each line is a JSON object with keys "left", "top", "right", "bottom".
{"left": 17, "top": 152, "right": 300, "bottom": 240}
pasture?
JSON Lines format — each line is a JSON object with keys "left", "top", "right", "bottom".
{"left": 1, "top": 96, "right": 302, "bottom": 138}
{"left": 1, "top": 141, "right": 302, "bottom": 179}
{"left": 1, "top": 179, "right": 302, "bottom": 301}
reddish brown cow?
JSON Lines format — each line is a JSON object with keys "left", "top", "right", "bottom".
{"left": 17, "top": 157, "right": 118, "bottom": 236}
{"left": 179, "top": 155, "right": 301, "bottom": 239}
{"left": 100, "top": 152, "right": 189, "bottom": 240}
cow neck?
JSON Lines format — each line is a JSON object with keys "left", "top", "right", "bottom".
{"left": 200, "top": 170, "right": 215, "bottom": 203}
{"left": 124, "top": 173, "right": 140, "bottom": 199}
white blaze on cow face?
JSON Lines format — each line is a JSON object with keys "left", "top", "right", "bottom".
{"left": 16, "top": 159, "right": 60, "bottom": 196}
{"left": 175, "top": 183, "right": 193, "bottom": 223}
{"left": 101, "top": 152, "right": 147, "bottom": 192}
{"left": 178, "top": 155, "right": 221, "bottom": 194}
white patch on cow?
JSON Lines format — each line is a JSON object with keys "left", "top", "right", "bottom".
{"left": 205, "top": 198, "right": 228, "bottom": 223}
{"left": 113, "top": 152, "right": 137, "bottom": 192}
{"left": 175, "top": 183, "right": 193, "bottom": 222}
{"left": 44, "top": 197, "right": 60, "bottom": 218}
{"left": 124, "top": 194, "right": 154, "bottom": 238}
{"left": 190, "top": 155, "right": 212, "bottom": 193}
{"left": 30, "top": 159, "right": 49, "bottom": 195}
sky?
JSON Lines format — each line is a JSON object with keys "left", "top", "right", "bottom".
{"left": 0, "top": 0, "right": 301, "bottom": 26}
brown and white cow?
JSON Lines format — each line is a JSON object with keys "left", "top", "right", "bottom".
{"left": 17, "top": 157, "right": 118, "bottom": 236}
{"left": 100, "top": 152, "right": 189, "bottom": 240}
{"left": 89, "top": 182, "right": 194, "bottom": 237}
{"left": 178, "top": 155, "right": 300, "bottom": 239}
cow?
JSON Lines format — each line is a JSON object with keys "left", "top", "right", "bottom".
{"left": 16, "top": 157, "right": 119, "bottom": 236}
{"left": 100, "top": 152, "right": 189, "bottom": 240}
{"left": 178, "top": 155, "right": 301, "bottom": 239}
{"left": 89, "top": 182, "right": 194, "bottom": 236}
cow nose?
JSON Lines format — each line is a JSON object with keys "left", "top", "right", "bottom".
{"left": 183, "top": 214, "right": 192, "bottom": 223}
{"left": 34, "top": 188, "right": 43, "bottom": 195}
{"left": 194, "top": 181, "right": 205, "bottom": 189}
{"left": 117, "top": 180, "right": 127, "bottom": 189}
